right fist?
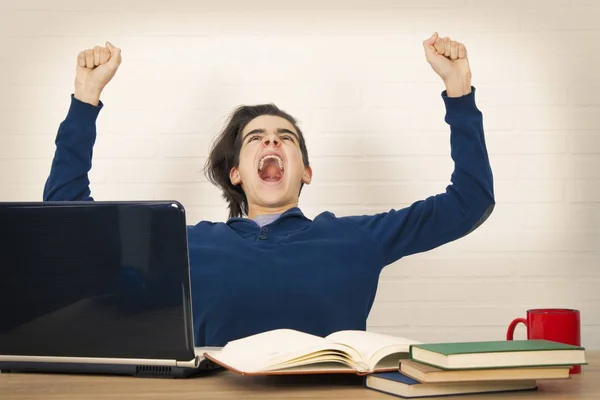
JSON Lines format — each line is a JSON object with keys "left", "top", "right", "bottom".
{"left": 74, "top": 41, "right": 122, "bottom": 106}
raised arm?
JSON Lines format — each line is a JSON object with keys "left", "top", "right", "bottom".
{"left": 43, "top": 41, "right": 122, "bottom": 201}
{"left": 347, "top": 33, "right": 495, "bottom": 266}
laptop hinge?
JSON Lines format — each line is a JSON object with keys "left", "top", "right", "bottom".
{"left": 0, "top": 355, "right": 179, "bottom": 366}
{"left": 176, "top": 356, "right": 199, "bottom": 368}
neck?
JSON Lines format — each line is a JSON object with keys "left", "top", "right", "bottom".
{"left": 247, "top": 202, "right": 297, "bottom": 219}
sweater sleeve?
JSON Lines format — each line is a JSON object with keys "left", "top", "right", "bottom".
{"left": 43, "top": 95, "right": 103, "bottom": 201}
{"left": 347, "top": 87, "right": 495, "bottom": 267}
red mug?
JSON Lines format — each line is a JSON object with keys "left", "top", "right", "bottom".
{"left": 507, "top": 308, "right": 581, "bottom": 374}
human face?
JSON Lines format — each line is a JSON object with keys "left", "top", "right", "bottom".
{"left": 229, "top": 115, "right": 312, "bottom": 217}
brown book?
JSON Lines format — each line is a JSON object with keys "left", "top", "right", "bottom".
{"left": 399, "top": 359, "right": 571, "bottom": 383}
{"left": 204, "top": 328, "right": 420, "bottom": 375}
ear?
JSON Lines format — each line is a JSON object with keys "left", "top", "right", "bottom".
{"left": 302, "top": 165, "right": 313, "bottom": 185}
{"left": 229, "top": 167, "right": 242, "bottom": 186}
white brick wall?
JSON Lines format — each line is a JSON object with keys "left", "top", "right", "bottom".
{"left": 0, "top": 0, "right": 599, "bottom": 349}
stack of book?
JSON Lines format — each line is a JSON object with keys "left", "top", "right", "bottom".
{"left": 364, "top": 339, "right": 587, "bottom": 398}
{"left": 201, "top": 328, "right": 587, "bottom": 398}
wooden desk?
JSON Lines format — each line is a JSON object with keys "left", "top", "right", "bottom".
{"left": 1, "top": 352, "right": 598, "bottom": 399}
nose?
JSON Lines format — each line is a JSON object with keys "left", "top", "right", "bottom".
{"left": 262, "top": 134, "right": 280, "bottom": 148}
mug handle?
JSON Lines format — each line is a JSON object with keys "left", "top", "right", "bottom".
{"left": 506, "top": 318, "right": 528, "bottom": 340}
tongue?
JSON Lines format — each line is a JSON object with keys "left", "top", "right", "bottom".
{"left": 259, "top": 159, "right": 283, "bottom": 182}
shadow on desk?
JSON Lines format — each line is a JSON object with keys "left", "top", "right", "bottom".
{"left": 222, "top": 372, "right": 365, "bottom": 388}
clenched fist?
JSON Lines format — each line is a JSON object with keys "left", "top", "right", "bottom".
{"left": 423, "top": 33, "right": 471, "bottom": 97}
{"left": 74, "top": 41, "right": 122, "bottom": 106}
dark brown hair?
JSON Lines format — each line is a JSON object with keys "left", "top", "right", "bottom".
{"left": 204, "top": 104, "right": 310, "bottom": 219}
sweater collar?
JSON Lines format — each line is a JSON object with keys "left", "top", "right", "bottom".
{"left": 226, "top": 207, "right": 310, "bottom": 229}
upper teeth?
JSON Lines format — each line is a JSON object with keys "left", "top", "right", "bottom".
{"left": 259, "top": 155, "right": 284, "bottom": 171}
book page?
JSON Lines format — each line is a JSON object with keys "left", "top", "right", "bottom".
{"left": 267, "top": 353, "right": 361, "bottom": 371}
{"left": 205, "top": 329, "right": 350, "bottom": 373}
{"left": 272, "top": 362, "right": 361, "bottom": 374}
{"left": 326, "top": 330, "right": 420, "bottom": 370}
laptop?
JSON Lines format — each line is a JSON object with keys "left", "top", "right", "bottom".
{"left": 0, "top": 200, "right": 221, "bottom": 378}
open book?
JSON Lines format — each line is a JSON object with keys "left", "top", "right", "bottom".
{"left": 203, "top": 328, "right": 420, "bottom": 375}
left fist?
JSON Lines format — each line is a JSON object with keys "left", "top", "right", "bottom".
{"left": 423, "top": 33, "right": 471, "bottom": 94}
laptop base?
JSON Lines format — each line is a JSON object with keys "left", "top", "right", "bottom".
{"left": 0, "top": 358, "right": 220, "bottom": 378}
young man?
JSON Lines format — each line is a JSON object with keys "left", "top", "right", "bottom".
{"left": 43, "top": 33, "right": 494, "bottom": 346}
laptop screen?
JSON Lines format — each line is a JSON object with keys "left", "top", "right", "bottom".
{"left": 0, "top": 201, "right": 195, "bottom": 362}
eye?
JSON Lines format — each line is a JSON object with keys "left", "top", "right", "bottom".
{"left": 282, "top": 135, "right": 293, "bottom": 141}
{"left": 249, "top": 135, "right": 260, "bottom": 142}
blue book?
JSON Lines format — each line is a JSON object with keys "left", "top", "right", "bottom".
{"left": 364, "top": 371, "right": 537, "bottom": 398}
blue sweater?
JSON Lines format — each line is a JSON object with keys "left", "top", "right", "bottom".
{"left": 43, "top": 88, "right": 495, "bottom": 347}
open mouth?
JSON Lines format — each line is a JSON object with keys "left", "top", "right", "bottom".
{"left": 258, "top": 154, "right": 284, "bottom": 183}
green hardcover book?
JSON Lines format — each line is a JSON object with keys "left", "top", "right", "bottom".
{"left": 409, "top": 340, "right": 587, "bottom": 370}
